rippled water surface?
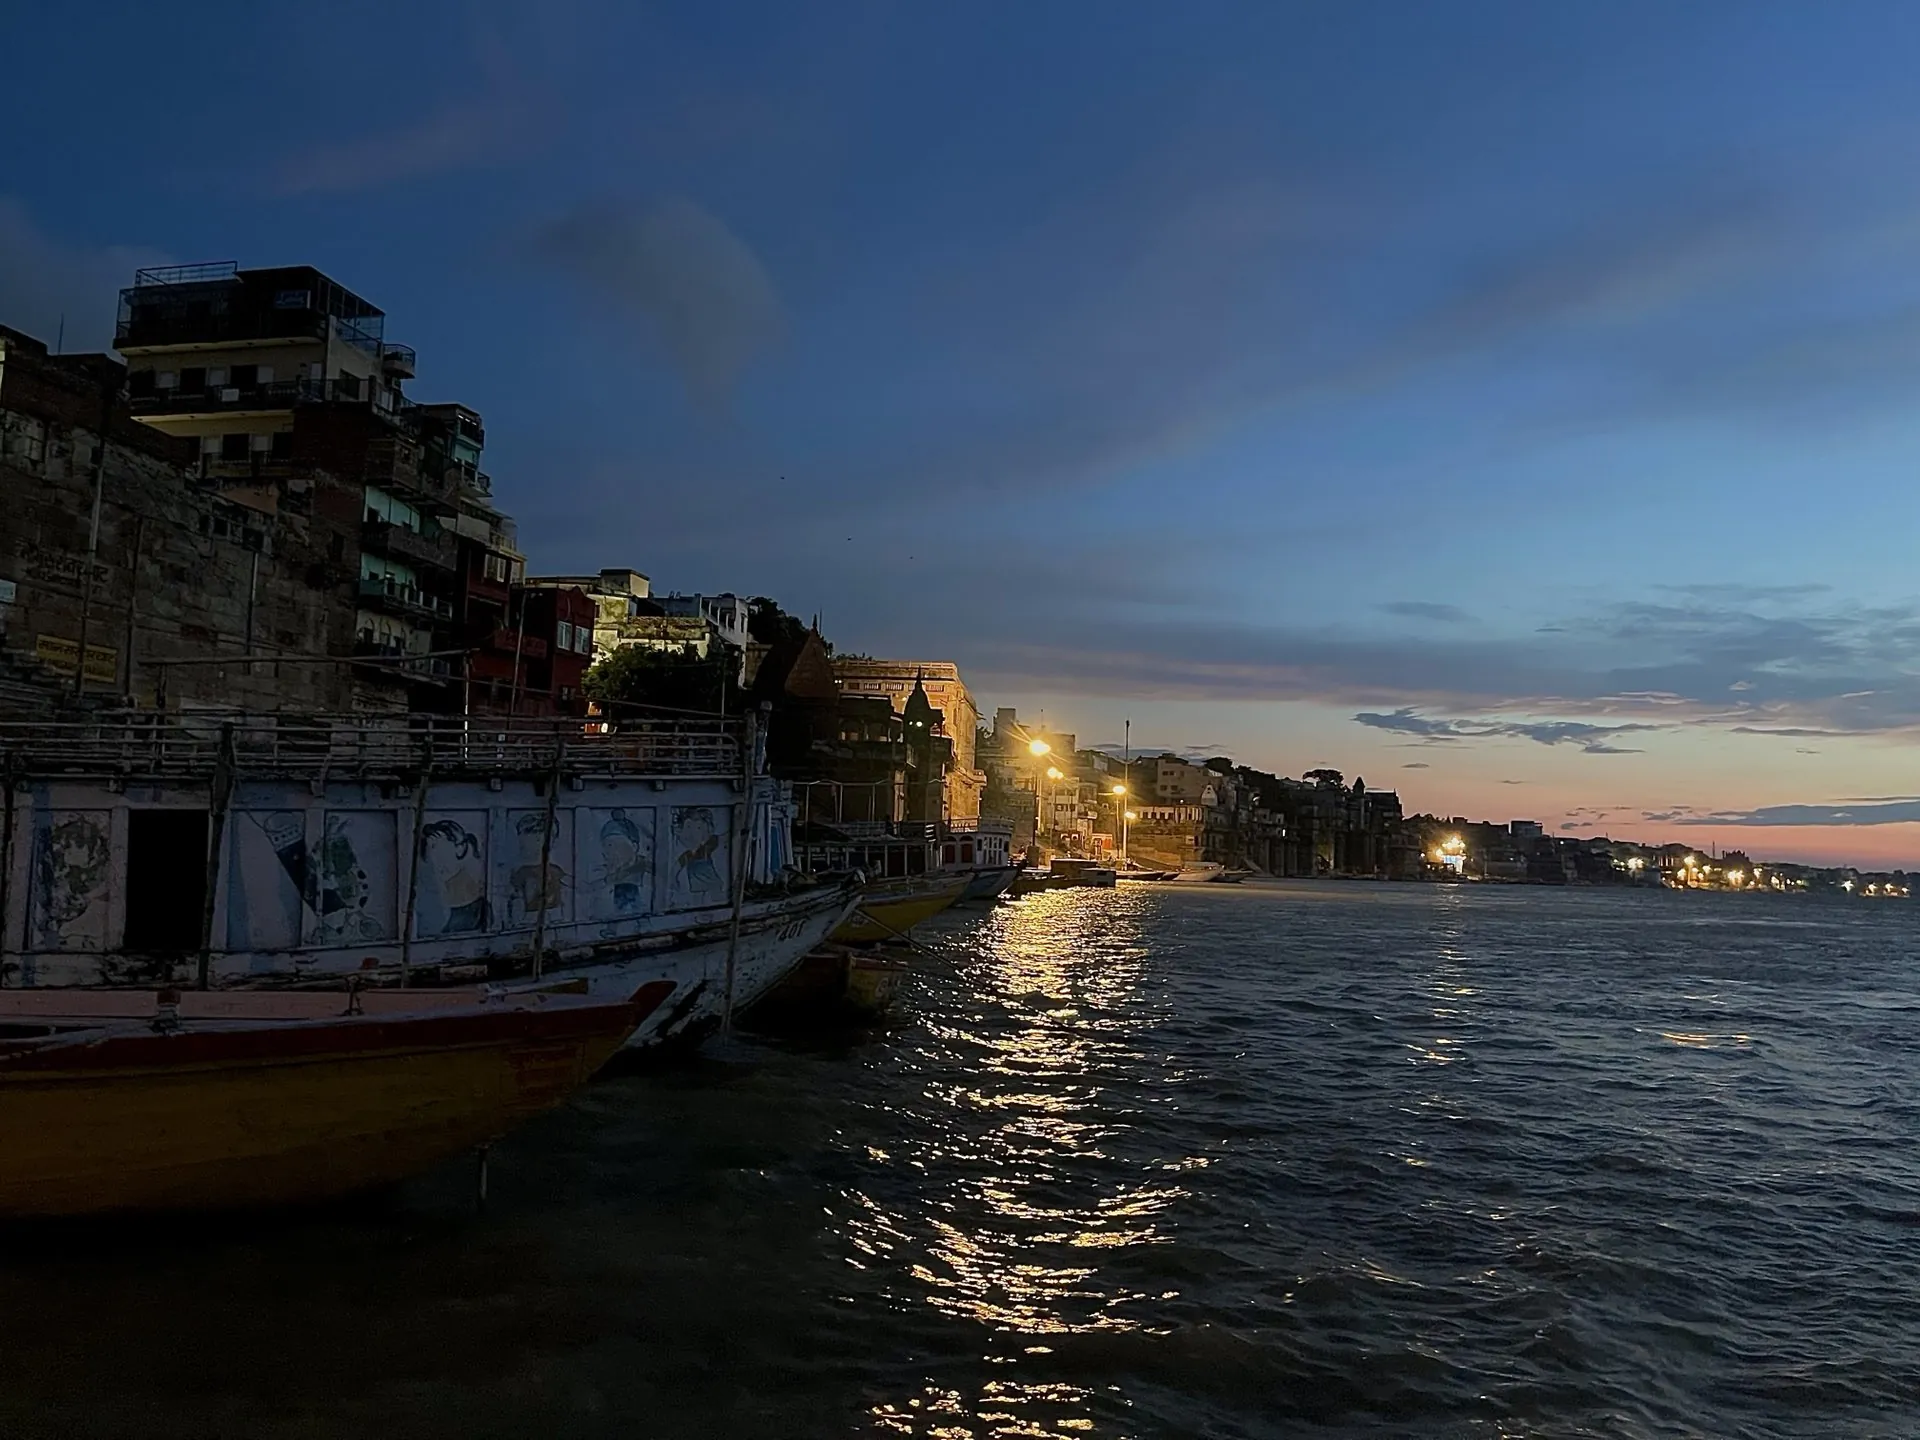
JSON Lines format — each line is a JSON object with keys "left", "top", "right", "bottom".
{"left": 5, "top": 882, "right": 1919, "bottom": 1438}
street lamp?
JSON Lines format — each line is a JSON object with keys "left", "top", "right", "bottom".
{"left": 1044, "top": 765, "right": 1064, "bottom": 846}
{"left": 1026, "top": 739, "right": 1052, "bottom": 849}
{"left": 1111, "top": 783, "right": 1128, "bottom": 862}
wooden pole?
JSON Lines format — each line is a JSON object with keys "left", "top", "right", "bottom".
{"left": 719, "top": 709, "right": 757, "bottom": 1033}
{"left": 121, "top": 516, "right": 143, "bottom": 702}
{"left": 72, "top": 377, "right": 115, "bottom": 702}
{"left": 531, "top": 737, "right": 564, "bottom": 980}
{"left": 0, "top": 762, "right": 16, "bottom": 988}
{"left": 398, "top": 739, "right": 433, "bottom": 989}
{"left": 196, "top": 722, "right": 236, "bottom": 991}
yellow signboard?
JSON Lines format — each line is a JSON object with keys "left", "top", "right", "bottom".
{"left": 35, "top": 635, "right": 118, "bottom": 684}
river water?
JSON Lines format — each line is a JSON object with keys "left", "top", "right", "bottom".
{"left": 3, "top": 881, "right": 1917, "bottom": 1438}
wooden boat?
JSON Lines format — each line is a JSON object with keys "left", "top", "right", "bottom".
{"left": 1115, "top": 867, "right": 1178, "bottom": 882}
{"left": 833, "top": 874, "right": 968, "bottom": 943}
{"left": 739, "top": 944, "right": 908, "bottom": 1030}
{"left": 0, "top": 981, "right": 670, "bottom": 1218}
{"left": 958, "top": 864, "right": 1018, "bottom": 903}
{"left": 845, "top": 951, "right": 910, "bottom": 1016}
{"left": 0, "top": 711, "right": 851, "bottom": 1059}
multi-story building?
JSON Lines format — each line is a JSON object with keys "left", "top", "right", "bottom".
{"left": 526, "top": 567, "right": 654, "bottom": 662}
{"left": 1132, "top": 754, "right": 1218, "bottom": 805}
{"left": 832, "top": 659, "right": 985, "bottom": 819}
{"left": 113, "top": 261, "right": 475, "bottom": 709}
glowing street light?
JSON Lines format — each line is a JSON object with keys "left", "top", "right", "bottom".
{"left": 1111, "top": 784, "right": 1129, "bottom": 861}
{"left": 1028, "top": 739, "right": 1051, "bottom": 757}
{"left": 1045, "top": 767, "right": 1064, "bottom": 781}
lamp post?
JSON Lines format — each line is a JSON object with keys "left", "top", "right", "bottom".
{"left": 1028, "top": 738, "right": 1051, "bottom": 850}
{"left": 1111, "top": 783, "right": 1128, "bottom": 863}
{"left": 1045, "top": 766, "right": 1064, "bottom": 850}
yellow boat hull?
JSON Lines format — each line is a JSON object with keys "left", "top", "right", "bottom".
{"left": 0, "top": 988, "right": 662, "bottom": 1218}
{"left": 832, "top": 876, "right": 969, "bottom": 944}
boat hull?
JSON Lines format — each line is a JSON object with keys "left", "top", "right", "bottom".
{"left": 519, "top": 882, "right": 859, "bottom": 1050}
{"left": 833, "top": 876, "right": 968, "bottom": 943}
{"left": 0, "top": 987, "right": 665, "bottom": 1219}
{"left": 956, "top": 865, "right": 1017, "bottom": 903}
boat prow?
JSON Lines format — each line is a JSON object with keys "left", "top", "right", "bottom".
{"left": 0, "top": 981, "right": 672, "bottom": 1219}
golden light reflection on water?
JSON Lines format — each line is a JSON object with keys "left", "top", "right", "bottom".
{"left": 845, "top": 889, "right": 1182, "bottom": 1434}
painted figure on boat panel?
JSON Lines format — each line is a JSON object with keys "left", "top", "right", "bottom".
{"left": 314, "top": 811, "right": 396, "bottom": 944}
{"left": 417, "top": 813, "right": 489, "bottom": 937}
{"left": 668, "top": 805, "right": 729, "bottom": 910}
{"left": 229, "top": 810, "right": 308, "bottom": 952}
{"left": 501, "top": 809, "right": 570, "bottom": 928}
{"left": 32, "top": 811, "right": 111, "bottom": 951}
{"left": 586, "top": 806, "right": 654, "bottom": 922}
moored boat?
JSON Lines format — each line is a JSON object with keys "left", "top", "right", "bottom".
{"left": 0, "top": 712, "right": 852, "bottom": 1055}
{"left": 738, "top": 942, "right": 909, "bottom": 1030}
{"left": 958, "top": 865, "right": 1018, "bottom": 902}
{"left": 833, "top": 873, "right": 969, "bottom": 943}
{"left": 0, "top": 981, "right": 670, "bottom": 1218}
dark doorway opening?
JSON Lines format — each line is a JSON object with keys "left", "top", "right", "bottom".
{"left": 124, "top": 810, "right": 209, "bottom": 952}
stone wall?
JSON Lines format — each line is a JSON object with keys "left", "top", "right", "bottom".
{"left": 0, "top": 329, "right": 366, "bottom": 713}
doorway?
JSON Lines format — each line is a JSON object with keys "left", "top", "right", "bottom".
{"left": 123, "top": 809, "right": 209, "bottom": 952}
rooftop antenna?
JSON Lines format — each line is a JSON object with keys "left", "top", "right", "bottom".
{"left": 54, "top": 314, "right": 64, "bottom": 355}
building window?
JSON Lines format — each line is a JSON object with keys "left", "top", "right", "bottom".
{"left": 577, "top": 625, "right": 594, "bottom": 654}
{"left": 180, "top": 366, "right": 207, "bottom": 393}
{"left": 220, "top": 433, "right": 250, "bottom": 462}
{"left": 127, "top": 370, "right": 155, "bottom": 399}
{"left": 270, "top": 430, "right": 293, "bottom": 459}
{"left": 207, "top": 367, "right": 229, "bottom": 388}
{"left": 556, "top": 621, "right": 574, "bottom": 652}
{"left": 156, "top": 371, "right": 177, "bottom": 390}
{"left": 230, "top": 364, "right": 257, "bottom": 390}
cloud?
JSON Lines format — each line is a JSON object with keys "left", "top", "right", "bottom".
{"left": 1380, "top": 601, "right": 1471, "bottom": 624}
{"left": 279, "top": 27, "right": 546, "bottom": 192}
{"left": 0, "top": 200, "right": 162, "bottom": 352}
{"left": 1674, "top": 800, "right": 1920, "bottom": 828}
{"left": 282, "top": 99, "right": 536, "bottom": 193}
{"left": 1659, "top": 583, "right": 1833, "bottom": 602}
{"left": 534, "top": 198, "right": 783, "bottom": 409}
{"left": 1352, "top": 707, "right": 1661, "bottom": 754}
{"left": 1402, "top": 762, "right": 1430, "bottom": 769}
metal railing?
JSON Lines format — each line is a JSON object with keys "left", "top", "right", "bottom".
{"left": 356, "top": 575, "right": 454, "bottom": 620}
{"left": 0, "top": 711, "right": 743, "bottom": 782}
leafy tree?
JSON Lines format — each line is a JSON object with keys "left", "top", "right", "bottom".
{"left": 584, "top": 644, "right": 743, "bottom": 716}
{"left": 747, "top": 596, "right": 808, "bottom": 648}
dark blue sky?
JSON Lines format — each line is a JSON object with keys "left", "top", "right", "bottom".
{"left": 6, "top": 2, "right": 1920, "bottom": 859}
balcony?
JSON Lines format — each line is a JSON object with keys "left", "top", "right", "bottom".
{"left": 128, "top": 376, "right": 419, "bottom": 430}
{"left": 357, "top": 574, "right": 453, "bottom": 623}
{"left": 484, "top": 628, "right": 547, "bottom": 659}
{"left": 361, "top": 517, "right": 456, "bottom": 572}
{"left": 380, "top": 344, "right": 416, "bottom": 380}
{"left": 130, "top": 378, "right": 313, "bottom": 416}
{"left": 352, "top": 637, "right": 451, "bottom": 682}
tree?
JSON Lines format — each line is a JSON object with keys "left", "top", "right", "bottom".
{"left": 1304, "top": 768, "right": 1345, "bottom": 789}
{"left": 584, "top": 644, "right": 743, "bottom": 716}
{"left": 747, "top": 596, "right": 810, "bottom": 649}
